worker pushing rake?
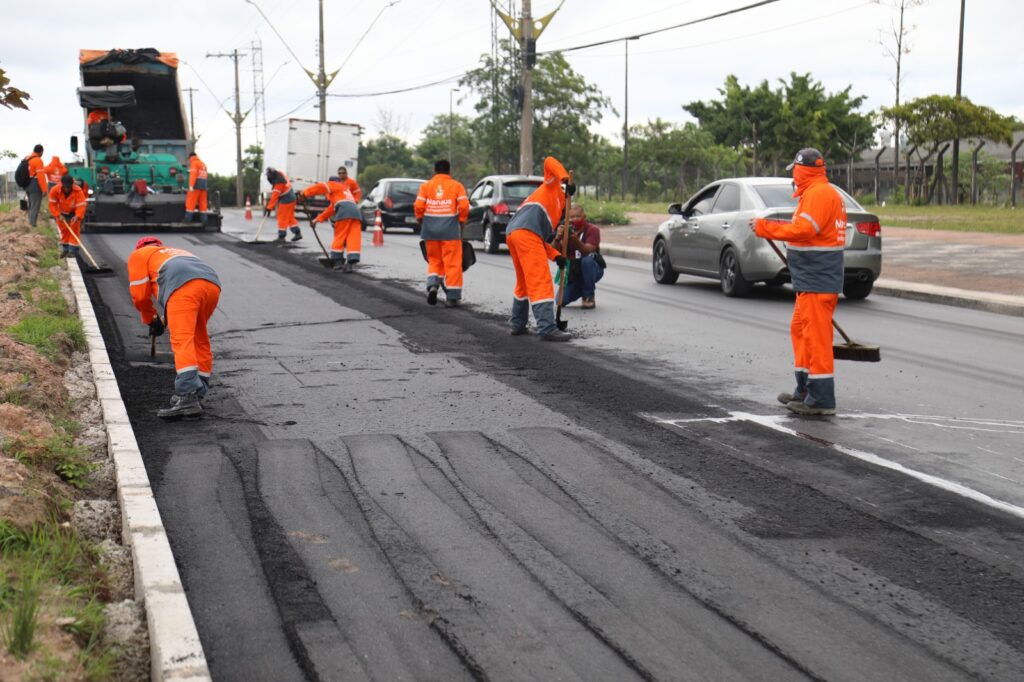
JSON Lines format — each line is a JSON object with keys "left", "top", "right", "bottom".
{"left": 751, "top": 147, "right": 880, "bottom": 417}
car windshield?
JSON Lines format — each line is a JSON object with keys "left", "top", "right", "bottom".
{"left": 754, "top": 183, "right": 863, "bottom": 210}
{"left": 389, "top": 182, "right": 423, "bottom": 201}
{"left": 504, "top": 181, "right": 541, "bottom": 200}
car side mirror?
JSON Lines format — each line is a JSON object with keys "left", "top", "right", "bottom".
{"left": 667, "top": 203, "right": 683, "bottom": 215}
{"left": 70, "top": 135, "right": 79, "bottom": 154}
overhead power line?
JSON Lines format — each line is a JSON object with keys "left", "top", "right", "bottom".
{"left": 327, "top": 73, "right": 466, "bottom": 98}
{"left": 541, "top": 0, "right": 782, "bottom": 54}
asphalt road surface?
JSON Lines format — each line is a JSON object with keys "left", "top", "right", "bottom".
{"left": 80, "top": 211, "right": 1024, "bottom": 681}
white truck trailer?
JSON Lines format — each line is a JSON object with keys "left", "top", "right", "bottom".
{"left": 261, "top": 118, "right": 361, "bottom": 211}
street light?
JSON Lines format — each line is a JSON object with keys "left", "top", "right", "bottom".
{"left": 449, "top": 88, "right": 460, "bottom": 166}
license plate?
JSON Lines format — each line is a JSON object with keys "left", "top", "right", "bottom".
{"left": 404, "top": 216, "right": 417, "bottom": 224}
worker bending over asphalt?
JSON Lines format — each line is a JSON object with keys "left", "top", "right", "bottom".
{"left": 751, "top": 147, "right": 847, "bottom": 416}
{"left": 303, "top": 178, "right": 362, "bottom": 271}
{"left": 184, "top": 152, "right": 209, "bottom": 224}
{"left": 555, "top": 203, "right": 604, "bottom": 309}
{"left": 48, "top": 175, "right": 86, "bottom": 259}
{"left": 415, "top": 159, "right": 470, "bottom": 307}
{"left": 264, "top": 167, "right": 301, "bottom": 241}
{"left": 506, "top": 156, "right": 575, "bottom": 342}
{"left": 127, "top": 237, "right": 222, "bottom": 419}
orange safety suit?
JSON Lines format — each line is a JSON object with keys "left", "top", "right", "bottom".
{"left": 415, "top": 173, "right": 470, "bottom": 301}
{"left": 754, "top": 164, "right": 847, "bottom": 410}
{"left": 44, "top": 156, "right": 67, "bottom": 187}
{"left": 128, "top": 245, "right": 222, "bottom": 397}
{"left": 505, "top": 156, "right": 570, "bottom": 335}
{"left": 48, "top": 184, "right": 87, "bottom": 255}
{"left": 86, "top": 109, "right": 109, "bottom": 126}
{"left": 266, "top": 170, "right": 299, "bottom": 236}
{"left": 27, "top": 152, "right": 48, "bottom": 193}
{"left": 310, "top": 181, "right": 362, "bottom": 264}
{"left": 185, "top": 155, "right": 209, "bottom": 218}
{"left": 341, "top": 176, "right": 362, "bottom": 202}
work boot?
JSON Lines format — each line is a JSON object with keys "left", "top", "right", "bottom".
{"left": 169, "top": 393, "right": 205, "bottom": 406}
{"left": 540, "top": 329, "right": 571, "bottom": 342}
{"left": 444, "top": 298, "right": 461, "bottom": 308}
{"left": 581, "top": 297, "right": 596, "bottom": 309}
{"left": 343, "top": 261, "right": 354, "bottom": 273}
{"left": 509, "top": 327, "right": 529, "bottom": 336}
{"left": 427, "top": 285, "right": 439, "bottom": 306}
{"left": 59, "top": 250, "right": 69, "bottom": 259}
{"left": 786, "top": 400, "right": 836, "bottom": 417}
{"left": 777, "top": 391, "right": 807, "bottom": 405}
{"left": 157, "top": 391, "right": 202, "bottom": 420}
{"left": 276, "top": 231, "right": 287, "bottom": 241}
{"left": 332, "top": 260, "right": 346, "bottom": 271}
{"left": 290, "top": 230, "right": 303, "bottom": 242}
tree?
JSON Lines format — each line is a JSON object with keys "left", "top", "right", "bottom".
{"left": 415, "top": 114, "right": 486, "bottom": 186}
{"left": 358, "top": 134, "right": 427, "bottom": 188}
{"left": 881, "top": 95, "right": 1017, "bottom": 203}
{"left": 243, "top": 144, "right": 263, "bottom": 201}
{"left": 625, "top": 120, "right": 740, "bottom": 199}
{"left": 877, "top": 0, "right": 927, "bottom": 198}
{"left": 0, "top": 68, "right": 30, "bottom": 110}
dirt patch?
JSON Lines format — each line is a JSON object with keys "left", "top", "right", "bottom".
{"left": 0, "top": 403, "right": 56, "bottom": 441}
{"left": 102, "top": 600, "right": 150, "bottom": 682}
{"left": 0, "top": 455, "right": 51, "bottom": 530}
{"left": 0, "top": 334, "right": 68, "bottom": 411}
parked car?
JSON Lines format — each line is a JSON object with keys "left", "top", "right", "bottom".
{"left": 463, "top": 175, "right": 543, "bottom": 253}
{"left": 359, "top": 178, "right": 426, "bottom": 232}
{"left": 651, "top": 177, "right": 882, "bottom": 299}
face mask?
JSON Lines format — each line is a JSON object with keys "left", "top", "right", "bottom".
{"left": 570, "top": 218, "right": 585, "bottom": 228}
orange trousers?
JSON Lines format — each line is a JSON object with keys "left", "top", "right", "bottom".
{"left": 56, "top": 216, "right": 81, "bottom": 249}
{"left": 791, "top": 292, "right": 837, "bottom": 378}
{"left": 330, "top": 218, "right": 362, "bottom": 262}
{"left": 275, "top": 201, "right": 298, "bottom": 230}
{"left": 425, "top": 239, "right": 463, "bottom": 299}
{"left": 507, "top": 230, "right": 561, "bottom": 334}
{"left": 185, "top": 189, "right": 208, "bottom": 213}
{"left": 166, "top": 279, "right": 220, "bottom": 396}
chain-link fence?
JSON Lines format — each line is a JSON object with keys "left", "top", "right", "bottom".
{"left": 0, "top": 173, "right": 21, "bottom": 205}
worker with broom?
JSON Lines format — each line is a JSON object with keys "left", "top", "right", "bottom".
{"left": 301, "top": 177, "right": 362, "bottom": 272}
{"left": 414, "top": 159, "right": 470, "bottom": 307}
{"left": 47, "top": 175, "right": 87, "bottom": 259}
{"left": 264, "top": 167, "right": 301, "bottom": 242}
{"left": 751, "top": 148, "right": 847, "bottom": 416}
{"left": 127, "top": 237, "right": 222, "bottom": 419}
{"left": 506, "top": 156, "right": 574, "bottom": 342}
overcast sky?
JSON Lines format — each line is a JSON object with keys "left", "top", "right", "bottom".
{"left": 1, "top": 0, "right": 1021, "bottom": 175}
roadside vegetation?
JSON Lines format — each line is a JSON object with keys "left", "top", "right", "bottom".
{"left": 0, "top": 206, "right": 129, "bottom": 680}
{"left": 871, "top": 204, "right": 1024, "bottom": 234}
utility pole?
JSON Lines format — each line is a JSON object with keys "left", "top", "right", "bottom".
{"left": 207, "top": 49, "right": 247, "bottom": 206}
{"left": 317, "top": 0, "right": 328, "bottom": 122}
{"left": 183, "top": 87, "right": 198, "bottom": 144}
{"left": 951, "top": 0, "right": 966, "bottom": 204}
{"left": 494, "top": 0, "right": 564, "bottom": 175}
{"left": 449, "top": 88, "right": 460, "bottom": 165}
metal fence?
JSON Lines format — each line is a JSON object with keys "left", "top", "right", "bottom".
{"left": 0, "top": 173, "right": 21, "bottom": 205}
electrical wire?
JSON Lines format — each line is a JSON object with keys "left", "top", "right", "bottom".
{"left": 335, "top": 1, "right": 403, "bottom": 76}
{"left": 326, "top": 72, "right": 466, "bottom": 98}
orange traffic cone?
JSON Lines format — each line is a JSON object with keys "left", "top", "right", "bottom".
{"left": 244, "top": 196, "right": 252, "bottom": 220}
{"left": 372, "top": 209, "right": 384, "bottom": 247}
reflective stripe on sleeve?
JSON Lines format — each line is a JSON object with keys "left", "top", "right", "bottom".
{"left": 799, "top": 212, "right": 821, "bottom": 233}
{"left": 129, "top": 278, "right": 150, "bottom": 287}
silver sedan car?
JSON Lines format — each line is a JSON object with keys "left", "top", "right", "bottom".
{"left": 652, "top": 177, "right": 882, "bottom": 299}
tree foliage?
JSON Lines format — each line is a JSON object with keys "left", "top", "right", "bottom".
{"left": 881, "top": 95, "right": 1018, "bottom": 153}
{"left": 0, "top": 68, "right": 30, "bottom": 110}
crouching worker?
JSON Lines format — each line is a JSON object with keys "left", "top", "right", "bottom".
{"left": 507, "top": 156, "right": 575, "bottom": 341}
{"left": 48, "top": 175, "right": 86, "bottom": 259}
{"left": 751, "top": 147, "right": 846, "bottom": 416}
{"left": 415, "top": 159, "right": 469, "bottom": 306}
{"left": 555, "top": 203, "right": 604, "bottom": 309}
{"left": 128, "top": 237, "right": 222, "bottom": 419}
{"left": 265, "top": 167, "right": 301, "bottom": 241}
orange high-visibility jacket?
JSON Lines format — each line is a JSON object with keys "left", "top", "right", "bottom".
{"left": 188, "top": 156, "right": 208, "bottom": 191}
{"left": 266, "top": 171, "right": 296, "bottom": 209}
{"left": 86, "top": 109, "right": 109, "bottom": 126}
{"left": 305, "top": 181, "right": 359, "bottom": 223}
{"left": 47, "top": 185, "right": 87, "bottom": 221}
{"left": 414, "top": 173, "right": 469, "bottom": 241}
{"left": 45, "top": 156, "right": 67, "bottom": 185}
{"left": 506, "top": 156, "right": 569, "bottom": 243}
{"left": 26, "top": 153, "right": 48, "bottom": 192}
{"left": 754, "top": 166, "right": 847, "bottom": 293}
{"left": 127, "top": 246, "right": 221, "bottom": 325}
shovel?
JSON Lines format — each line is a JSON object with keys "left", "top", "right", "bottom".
{"left": 301, "top": 199, "right": 335, "bottom": 269}
{"left": 246, "top": 212, "right": 271, "bottom": 245}
{"left": 554, "top": 171, "right": 574, "bottom": 331}
{"left": 765, "top": 239, "right": 880, "bottom": 362}
{"left": 58, "top": 217, "right": 113, "bottom": 274}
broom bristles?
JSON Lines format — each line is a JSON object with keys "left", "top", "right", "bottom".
{"left": 833, "top": 343, "right": 881, "bottom": 362}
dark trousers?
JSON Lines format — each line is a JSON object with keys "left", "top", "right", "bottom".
{"left": 560, "top": 255, "right": 604, "bottom": 304}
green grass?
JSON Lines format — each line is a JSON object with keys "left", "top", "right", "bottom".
{"left": 8, "top": 314, "right": 85, "bottom": 359}
{"left": 6, "top": 428, "right": 94, "bottom": 489}
{"left": 872, "top": 204, "right": 1024, "bottom": 234}
{"left": 0, "top": 201, "right": 14, "bottom": 214}
{"left": 1, "top": 569, "right": 41, "bottom": 659}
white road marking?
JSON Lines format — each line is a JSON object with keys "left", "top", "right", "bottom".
{"left": 642, "top": 411, "right": 1024, "bottom": 521}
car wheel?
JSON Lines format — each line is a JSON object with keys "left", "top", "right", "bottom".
{"left": 652, "top": 238, "right": 679, "bottom": 284}
{"left": 720, "top": 247, "right": 752, "bottom": 297}
{"left": 483, "top": 223, "right": 500, "bottom": 254}
{"left": 843, "top": 278, "right": 873, "bottom": 300}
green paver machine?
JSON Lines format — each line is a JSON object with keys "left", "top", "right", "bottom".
{"left": 67, "top": 48, "right": 221, "bottom": 232}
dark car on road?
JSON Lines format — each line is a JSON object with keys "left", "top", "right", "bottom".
{"left": 463, "top": 175, "right": 543, "bottom": 253}
{"left": 359, "top": 178, "right": 426, "bottom": 233}
{"left": 652, "top": 177, "right": 882, "bottom": 299}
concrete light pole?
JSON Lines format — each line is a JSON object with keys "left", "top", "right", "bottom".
{"left": 951, "top": 0, "right": 966, "bottom": 204}
{"left": 207, "top": 49, "right": 247, "bottom": 206}
{"left": 449, "top": 88, "right": 460, "bottom": 165}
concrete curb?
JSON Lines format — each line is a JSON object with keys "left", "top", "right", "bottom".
{"left": 600, "top": 243, "right": 1024, "bottom": 317}
{"left": 66, "top": 259, "right": 211, "bottom": 682}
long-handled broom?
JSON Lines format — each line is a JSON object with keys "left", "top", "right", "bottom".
{"left": 554, "top": 171, "right": 575, "bottom": 332}
{"left": 246, "top": 212, "right": 271, "bottom": 245}
{"left": 766, "top": 239, "right": 880, "bottom": 362}
{"left": 58, "top": 217, "right": 113, "bottom": 274}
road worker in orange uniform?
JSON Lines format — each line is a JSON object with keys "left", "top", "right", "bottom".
{"left": 751, "top": 148, "right": 847, "bottom": 416}
{"left": 264, "top": 167, "right": 301, "bottom": 241}
{"left": 44, "top": 156, "right": 68, "bottom": 188}
{"left": 303, "top": 178, "right": 361, "bottom": 271}
{"left": 505, "top": 156, "right": 575, "bottom": 341}
{"left": 414, "top": 159, "right": 470, "bottom": 307}
{"left": 184, "top": 152, "right": 209, "bottom": 224}
{"left": 128, "top": 237, "right": 222, "bottom": 419}
{"left": 336, "top": 166, "right": 362, "bottom": 202}
{"left": 86, "top": 109, "right": 109, "bottom": 126}
{"left": 24, "top": 144, "right": 49, "bottom": 227}
{"left": 48, "top": 176, "right": 87, "bottom": 259}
